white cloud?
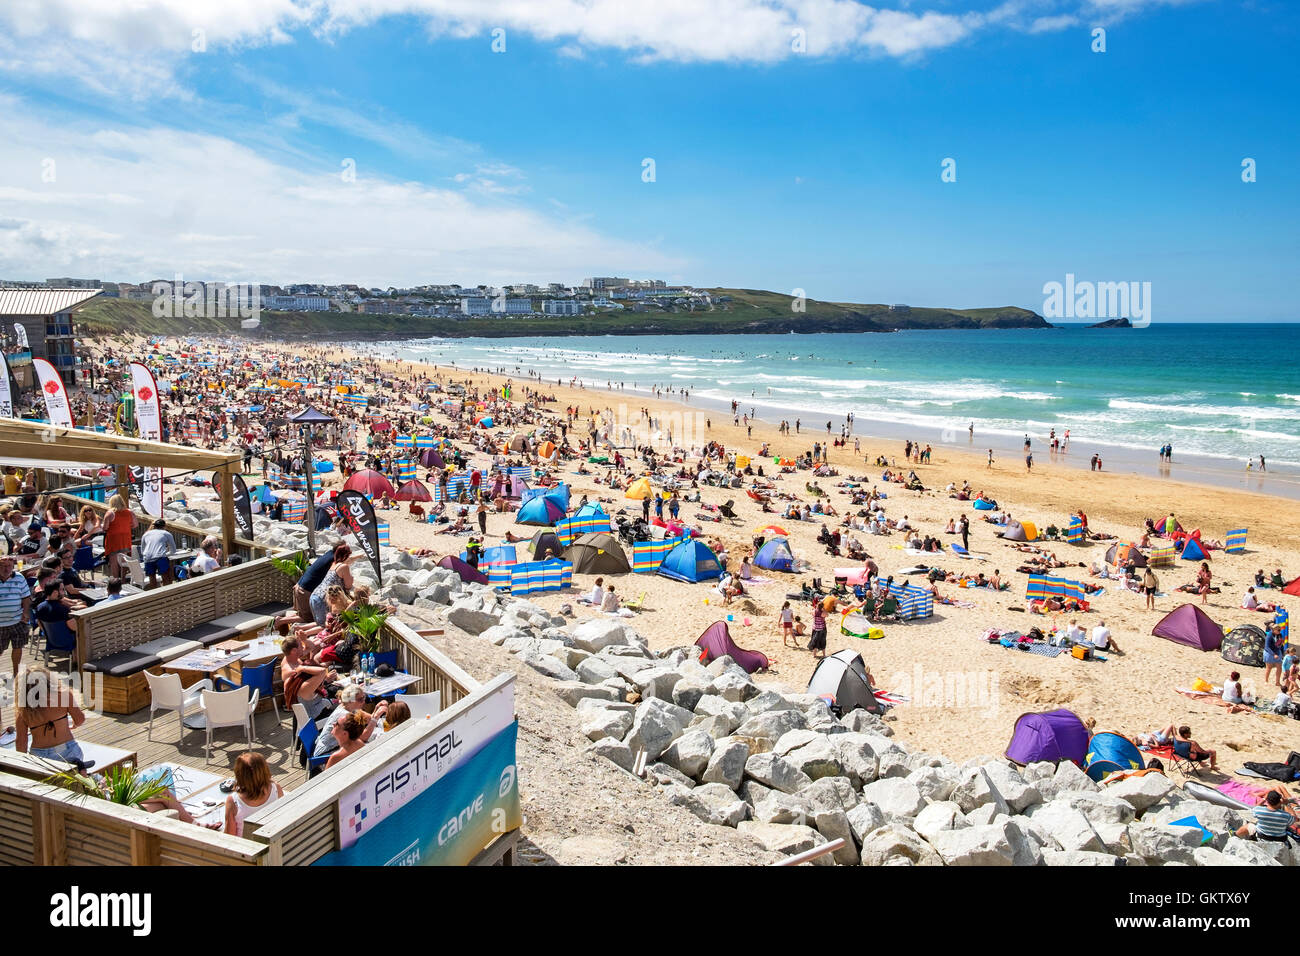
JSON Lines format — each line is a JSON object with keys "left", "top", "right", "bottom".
{"left": 0, "top": 104, "right": 682, "bottom": 286}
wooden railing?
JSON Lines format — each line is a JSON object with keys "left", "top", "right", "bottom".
{"left": 50, "top": 488, "right": 272, "bottom": 562}
{"left": 381, "top": 616, "right": 478, "bottom": 708}
{"left": 0, "top": 753, "right": 267, "bottom": 866}
{"left": 71, "top": 555, "right": 297, "bottom": 666}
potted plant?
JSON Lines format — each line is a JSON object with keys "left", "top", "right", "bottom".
{"left": 41, "top": 761, "right": 176, "bottom": 810}
{"left": 341, "top": 603, "right": 389, "bottom": 654}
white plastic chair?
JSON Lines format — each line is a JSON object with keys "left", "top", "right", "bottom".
{"left": 200, "top": 685, "right": 259, "bottom": 763}
{"left": 403, "top": 692, "right": 442, "bottom": 720}
{"left": 144, "top": 671, "right": 211, "bottom": 742}
{"left": 120, "top": 555, "right": 148, "bottom": 588}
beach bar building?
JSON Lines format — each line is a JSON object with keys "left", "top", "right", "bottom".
{"left": 0, "top": 424, "right": 520, "bottom": 867}
{"left": 0, "top": 287, "right": 102, "bottom": 389}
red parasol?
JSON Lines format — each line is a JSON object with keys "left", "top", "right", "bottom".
{"left": 394, "top": 479, "right": 432, "bottom": 502}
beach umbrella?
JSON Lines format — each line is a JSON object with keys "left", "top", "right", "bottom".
{"left": 394, "top": 479, "right": 432, "bottom": 502}
{"left": 372, "top": 421, "right": 392, "bottom": 432}
{"left": 756, "top": 524, "right": 789, "bottom": 537}
{"left": 343, "top": 469, "right": 396, "bottom": 499}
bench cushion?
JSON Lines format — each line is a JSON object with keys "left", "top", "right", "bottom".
{"left": 132, "top": 636, "right": 203, "bottom": 662}
{"left": 83, "top": 650, "right": 164, "bottom": 678}
{"left": 246, "top": 601, "right": 292, "bottom": 617}
{"left": 175, "top": 621, "right": 238, "bottom": 647}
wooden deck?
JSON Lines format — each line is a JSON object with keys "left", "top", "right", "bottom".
{"left": 76, "top": 701, "right": 308, "bottom": 790}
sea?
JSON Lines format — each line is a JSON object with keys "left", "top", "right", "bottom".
{"left": 362, "top": 322, "right": 1300, "bottom": 498}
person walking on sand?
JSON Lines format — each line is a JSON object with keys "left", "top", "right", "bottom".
{"left": 808, "top": 599, "right": 827, "bottom": 659}
{"left": 959, "top": 514, "right": 970, "bottom": 552}
{"left": 987, "top": 448, "right": 993, "bottom": 468}
{"left": 1142, "top": 565, "right": 1159, "bottom": 611}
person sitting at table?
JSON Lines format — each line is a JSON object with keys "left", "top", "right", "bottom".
{"left": 223, "top": 752, "right": 284, "bottom": 838}
{"left": 102, "top": 577, "right": 124, "bottom": 601}
{"left": 295, "top": 585, "right": 348, "bottom": 651}
{"left": 324, "top": 711, "right": 370, "bottom": 770}
{"left": 139, "top": 517, "right": 177, "bottom": 588}
{"left": 280, "top": 636, "right": 337, "bottom": 722}
{"left": 16, "top": 523, "right": 49, "bottom": 563}
{"left": 189, "top": 536, "right": 222, "bottom": 576}
{"left": 313, "top": 686, "right": 385, "bottom": 760}
{"left": 72, "top": 506, "right": 102, "bottom": 547}
{"left": 381, "top": 699, "right": 411, "bottom": 734}
{"left": 35, "top": 582, "right": 80, "bottom": 639}
{"left": 54, "top": 547, "right": 91, "bottom": 605}
{"left": 15, "top": 665, "right": 87, "bottom": 767}
{"left": 43, "top": 496, "right": 70, "bottom": 529}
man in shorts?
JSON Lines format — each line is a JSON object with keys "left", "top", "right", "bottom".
{"left": 139, "top": 518, "right": 177, "bottom": 588}
{"left": 0, "top": 555, "right": 32, "bottom": 686}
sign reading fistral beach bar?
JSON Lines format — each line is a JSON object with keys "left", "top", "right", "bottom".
{"left": 316, "top": 681, "right": 518, "bottom": 866}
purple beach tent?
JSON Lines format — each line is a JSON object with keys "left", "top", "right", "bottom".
{"left": 1004, "top": 709, "right": 1090, "bottom": 767}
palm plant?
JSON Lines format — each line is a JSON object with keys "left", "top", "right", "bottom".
{"left": 341, "top": 603, "right": 389, "bottom": 653}
{"left": 270, "top": 551, "right": 309, "bottom": 579}
{"left": 41, "top": 761, "right": 175, "bottom": 809}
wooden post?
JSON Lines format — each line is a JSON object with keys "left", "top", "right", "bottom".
{"left": 130, "top": 828, "right": 161, "bottom": 866}
{"left": 219, "top": 465, "right": 236, "bottom": 561}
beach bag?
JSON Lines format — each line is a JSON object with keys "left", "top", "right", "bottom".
{"left": 1072, "top": 645, "right": 1091, "bottom": 661}
{"left": 1191, "top": 677, "right": 1213, "bottom": 693}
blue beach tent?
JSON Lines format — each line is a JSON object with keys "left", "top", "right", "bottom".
{"left": 754, "top": 537, "right": 795, "bottom": 573}
{"left": 1084, "top": 731, "right": 1145, "bottom": 782}
{"left": 658, "top": 539, "right": 724, "bottom": 584}
{"left": 516, "top": 495, "right": 566, "bottom": 526}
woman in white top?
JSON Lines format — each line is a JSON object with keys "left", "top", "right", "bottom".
{"left": 224, "top": 752, "right": 283, "bottom": 838}
{"left": 600, "top": 585, "right": 620, "bottom": 613}
{"left": 580, "top": 577, "right": 605, "bottom": 605}
{"left": 1223, "top": 671, "right": 1244, "bottom": 704}
{"left": 191, "top": 536, "right": 222, "bottom": 575}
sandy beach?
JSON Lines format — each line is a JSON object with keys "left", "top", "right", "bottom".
{"left": 248, "top": 341, "right": 1300, "bottom": 779}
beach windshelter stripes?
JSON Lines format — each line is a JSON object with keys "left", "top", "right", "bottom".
{"left": 183, "top": 420, "right": 200, "bottom": 441}
{"left": 1065, "top": 516, "right": 1084, "bottom": 543}
{"left": 396, "top": 459, "right": 417, "bottom": 481}
{"left": 342, "top": 394, "right": 369, "bottom": 407}
{"left": 376, "top": 522, "right": 390, "bottom": 545}
{"left": 416, "top": 435, "right": 435, "bottom": 449}
{"left": 554, "top": 507, "right": 611, "bottom": 547}
{"left": 507, "top": 559, "right": 573, "bottom": 596}
{"left": 394, "top": 434, "right": 414, "bottom": 448}
{"left": 1026, "top": 575, "right": 1087, "bottom": 602}
{"left": 281, "top": 498, "right": 307, "bottom": 522}
{"left": 1277, "top": 608, "right": 1290, "bottom": 641}
{"left": 1225, "top": 529, "right": 1247, "bottom": 554}
{"left": 633, "top": 534, "right": 688, "bottom": 573}
{"left": 1149, "top": 545, "right": 1176, "bottom": 567}
{"left": 887, "top": 582, "right": 934, "bottom": 620}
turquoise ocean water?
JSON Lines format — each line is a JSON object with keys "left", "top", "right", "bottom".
{"left": 367, "top": 323, "right": 1300, "bottom": 496}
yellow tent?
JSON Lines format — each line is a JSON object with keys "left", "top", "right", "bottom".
{"left": 1021, "top": 521, "right": 1038, "bottom": 541}
{"left": 736, "top": 455, "right": 750, "bottom": 469}
{"left": 625, "top": 477, "right": 653, "bottom": 499}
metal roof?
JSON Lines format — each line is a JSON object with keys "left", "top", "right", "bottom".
{"left": 0, "top": 288, "right": 103, "bottom": 316}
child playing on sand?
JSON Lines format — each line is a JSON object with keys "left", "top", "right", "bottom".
{"left": 780, "top": 601, "right": 796, "bottom": 647}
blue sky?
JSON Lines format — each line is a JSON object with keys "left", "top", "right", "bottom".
{"left": 0, "top": 0, "right": 1296, "bottom": 320}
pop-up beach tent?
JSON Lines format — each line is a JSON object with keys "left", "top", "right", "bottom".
{"left": 1005, "top": 709, "right": 1089, "bottom": 766}
{"left": 437, "top": 554, "right": 489, "bottom": 585}
{"left": 1106, "top": 542, "right": 1147, "bottom": 568}
{"left": 1180, "top": 536, "right": 1209, "bottom": 562}
{"left": 526, "top": 529, "right": 564, "bottom": 560}
{"left": 806, "top": 649, "right": 883, "bottom": 717}
{"left": 999, "top": 520, "right": 1038, "bottom": 542}
{"left": 754, "top": 537, "right": 795, "bottom": 572}
{"left": 1084, "top": 732, "right": 1145, "bottom": 782}
{"left": 565, "top": 532, "right": 631, "bottom": 574}
{"left": 625, "top": 476, "right": 654, "bottom": 500}
{"left": 695, "top": 621, "right": 769, "bottom": 674}
{"left": 1152, "top": 603, "right": 1224, "bottom": 651}
{"left": 516, "top": 495, "right": 566, "bottom": 526}
{"left": 1221, "top": 624, "right": 1266, "bottom": 667}
{"left": 657, "top": 538, "right": 723, "bottom": 583}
